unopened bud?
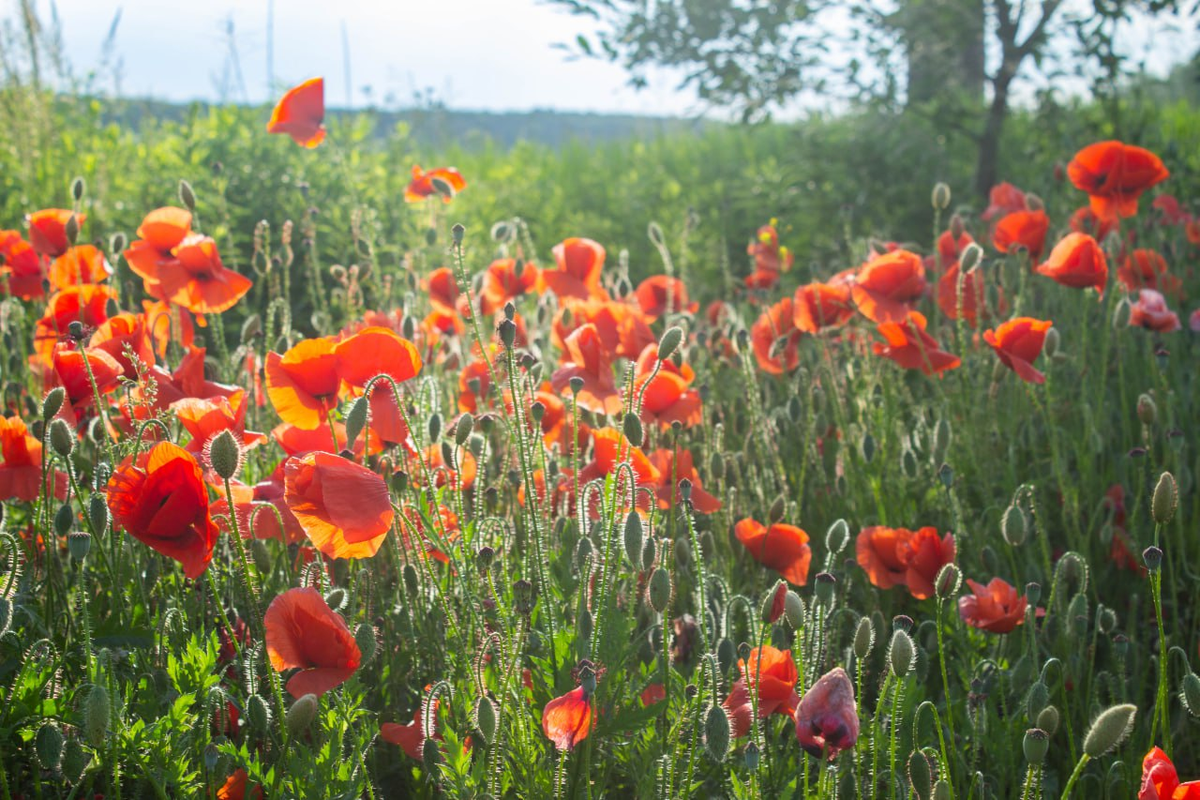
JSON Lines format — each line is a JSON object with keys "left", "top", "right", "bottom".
{"left": 932, "top": 182, "right": 951, "bottom": 211}
{"left": 84, "top": 683, "right": 110, "bottom": 746}
{"left": 908, "top": 749, "right": 933, "bottom": 800}
{"left": 1137, "top": 393, "right": 1157, "bottom": 426}
{"left": 622, "top": 412, "right": 643, "bottom": 446}
{"left": 65, "top": 214, "right": 79, "bottom": 246}
{"left": 43, "top": 387, "right": 65, "bottom": 420}
{"left": 784, "top": 591, "right": 805, "bottom": 630}
{"left": 1082, "top": 703, "right": 1136, "bottom": 757}
{"left": 61, "top": 737, "right": 87, "bottom": 784}
{"left": 1002, "top": 504, "right": 1028, "bottom": 546}
{"left": 1025, "top": 193, "right": 1044, "bottom": 212}
{"left": 761, "top": 580, "right": 787, "bottom": 625}
{"left": 1181, "top": 672, "right": 1200, "bottom": 717}
{"left": 247, "top": 694, "right": 271, "bottom": 731}
{"left": 1152, "top": 472, "right": 1177, "bottom": 525}
{"left": 344, "top": 395, "right": 369, "bottom": 449}
{"left": 648, "top": 568, "right": 671, "bottom": 613}
{"left": 888, "top": 629, "right": 914, "bottom": 676}
{"left": 935, "top": 563, "right": 961, "bottom": 600}
{"left": 355, "top": 622, "right": 377, "bottom": 665}
{"left": 853, "top": 616, "right": 874, "bottom": 660}
{"left": 286, "top": 693, "right": 319, "bottom": 737}
{"left": 208, "top": 430, "right": 241, "bottom": 480}
{"left": 1037, "top": 705, "right": 1060, "bottom": 736}
{"left": 960, "top": 243, "right": 983, "bottom": 271}
{"left": 657, "top": 326, "right": 684, "bottom": 360}
{"left": 498, "top": 318, "right": 516, "bottom": 348}
{"left": 475, "top": 695, "right": 498, "bottom": 743}
{"left": 623, "top": 511, "right": 644, "bottom": 568}
{"left": 704, "top": 704, "right": 730, "bottom": 761}
{"left": 1044, "top": 327, "right": 1060, "bottom": 358}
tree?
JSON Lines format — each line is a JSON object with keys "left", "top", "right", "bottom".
{"left": 550, "top": 0, "right": 1195, "bottom": 199}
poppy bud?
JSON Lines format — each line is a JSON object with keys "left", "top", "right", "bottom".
{"left": 513, "top": 579, "right": 536, "bottom": 616}
{"left": 674, "top": 535, "right": 690, "bottom": 567}
{"left": 343, "top": 395, "right": 369, "bottom": 450}
{"left": 861, "top": 432, "right": 876, "bottom": 463}
{"left": 286, "top": 693, "right": 319, "bottom": 737}
{"left": 208, "top": 430, "right": 242, "bottom": 481}
{"left": 704, "top": 704, "right": 730, "bottom": 762}
{"left": 888, "top": 629, "right": 914, "bottom": 677}
{"left": 110, "top": 231, "right": 127, "bottom": 254}
{"left": 767, "top": 495, "right": 785, "bottom": 525}
{"left": 498, "top": 318, "right": 516, "bottom": 349}
{"left": 853, "top": 616, "right": 875, "bottom": 660}
{"left": 784, "top": 591, "right": 805, "bottom": 630}
{"left": 931, "top": 182, "right": 951, "bottom": 211}
{"left": 323, "top": 587, "right": 348, "bottom": 612}
{"left": 901, "top": 448, "right": 918, "bottom": 478}
{"left": 1143, "top": 545, "right": 1163, "bottom": 573}
{"left": 934, "top": 563, "right": 961, "bottom": 600}
{"left": 1025, "top": 582, "right": 1041, "bottom": 606}
{"left": 475, "top": 695, "right": 498, "bottom": 744}
{"left": 247, "top": 694, "right": 271, "bottom": 731}
{"left": 355, "top": 622, "right": 377, "bottom": 665}
{"left": 932, "top": 780, "right": 951, "bottom": 800}
{"left": 1181, "top": 672, "right": 1200, "bottom": 717}
{"left": 1025, "top": 193, "right": 1044, "bottom": 212}
{"left": 1026, "top": 681, "right": 1049, "bottom": 720}
{"left": 937, "top": 463, "right": 954, "bottom": 488}
{"left": 1067, "top": 593, "right": 1089, "bottom": 638}
{"left": 825, "top": 518, "right": 849, "bottom": 556}
{"left": 960, "top": 243, "right": 983, "bottom": 271}
{"left": 761, "top": 580, "right": 788, "bottom": 625}
{"left": 1037, "top": 705, "right": 1060, "bottom": 736}
{"left": 84, "top": 683, "right": 110, "bottom": 746}
{"left": 716, "top": 637, "right": 735, "bottom": 673}
{"left": 43, "top": 387, "right": 65, "bottom": 420}
{"left": 907, "top": 749, "right": 933, "bottom": 800}
{"left": 657, "top": 326, "right": 684, "bottom": 360}
{"left": 51, "top": 504, "right": 73, "bottom": 539}
{"left": 1082, "top": 703, "right": 1136, "bottom": 757}
{"left": 403, "top": 316, "right": 417, "bottom": 339}
{"left": 431, "top": 175, "right": 455, "bottom": 200}
{"left": 67, "top": 531, "right": 91, "bottom": 561}
{"left": 744, "top": 741, "right": 760, "bottom": 769}
{"left": 1023, "top": 728, "right": 1049, "bottom": 765}
{"left": 1136, "top": 393, "right": 1157, "bottom": 426}
{"left": 1152, "top": 472, "right": 1177, "bottom": 525}
{"left": 65, "top": 214, "right": 79, "bottom": 246}
{"left": 814, "top": 572, "right": 836, "bottom": 605}
{"left": 949, "top": 213, "right": 965, "bottom": 240}
{"left": 623, "top": 511, "right": 644, "bottom": 568}
{"left": 451, "top": 223, "right": 465, "bottom": 245}
{"left": 578, "top": 608, "right": 594, "bottom": 641}
{"left": 642, "top": 537, "right": 656, "bottom": 571}
{"left": 179, "top": 180, "right": 197, "bottom": 211}
{"left": 622, "top": 412, "right": 643, "bottom": 447}
{"left": 491, "top": 221, "right": 512, "bottom": 242}
{"left": 35, "top": 722, "right": 64, "bottom": 770}
{"left": 648, "top": 568, "right": 671, "bottom": 613}
{"left": 1001, "top": 504, "right": 1027, "bottom": 546}
{"left": 425, "top": 413, "right": 442, "bottom": 444}
{"left": 61, "top": 737, "right": 87, "bottom": 784}
{"left": 647, "top": 220, "right": 665, "bottom": 248}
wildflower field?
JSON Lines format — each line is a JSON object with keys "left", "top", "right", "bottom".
{"left": 0, "top": 75, "right": 1198, "bottom": 800}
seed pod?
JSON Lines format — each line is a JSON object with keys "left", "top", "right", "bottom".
{"left": 1143, "top": 546, "right": 1163, "bottom": 573}
{"left": 42, "top": 387, "right": 66, "bottom": 420}
{"left": 61, "top": 737, "right": 88, "bottom": 784}
{"left": 355, "top": 623, "right": 377, "bottom": 665}
{"left": 623, "top": 510, "right": 644, "bottom": 568}
{"left": 622, "top": 412, "right": 643, "bottom": 447}
{"left": 1181, "top": 672, "right": 1200, "bottom": 717}
{"left": 451, "top": 223, "right": 465, "bottom": 245}
{"left": 344, "top": 395, "right": 369, "bottom": 449}
{"left": 286, "top": 693, "right": 319, "bottom": 737}
{"left": 475, "top": 695, "right": 498, "bottom": 744}
{"left": 888, "top": 629, "right": 914, "bottom": 677}
{"left": 704, "top": 704, "right": 730, "bottom": 762}
{"left": 67, "top": 531, "right": 91, "bottom": 561}
{"left": 1082, "top": 703, "right": 1137, "bottom": 757}
{"left": 84, "top": 683, "right": 110, "bottom": 746}
{"left": 658, "top": 326, "right": 684, "bottom": 360}
{"left": 208, "top": 430, "right": 241, "bottom": 480}
{"left": 1023, "top": 728, "right": 1049, "bottom": 765}
{"left": 648, "top": 568, "right": 671, "bottom": 613}
{"left": 1037, "top": 705, "right": 1060, "bottom": 736}
{"left": 1152, "top": 472, "right": 1177, "bottom": 525}
{"left": 814, "top": 572, "right": 836, "bottom": 605}
{"left": 744, "top": 741, "right": 760, "bottom": 769}
{"left": 35, "top": 722, "right": 65, "bottom": 769}
{"left": 49, "top": 418, "right": 74, "bottom": 458}
{"left": 853, "top": 616, "right": 875, "bottom": 660}
{"left": 907, "top": 749, "right": 933, "bottom": 800}
{"left": 247, "top": 693, "right": 271, "bottom": 731}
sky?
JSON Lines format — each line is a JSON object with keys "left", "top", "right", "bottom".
{"left": 17, "top": 0, "right": 1200, "bottom": 117}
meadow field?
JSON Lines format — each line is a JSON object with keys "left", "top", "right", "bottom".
{"left": 0, "top": 71, "right": 1198, "bottom": 799}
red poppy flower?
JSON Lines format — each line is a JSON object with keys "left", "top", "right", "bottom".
{"left": 1187, "top": 220, "right": 1200, "bottom": 246}
{"left": 1068, "top": 140, "right": 1168, "bottom": 221}
{"left": 582, "top": 427, "right": 661, "bottom": 488}
{"left": 154, "top": 234, "right": 252, "bottom": 315}
{"left": 736, "top": 645, "right": 799, "bottom": 722}
{"left": 0, "top": 416, "right": 67, "bottom": 502}
{"left": 106, "top": 442, "right": 220, "bottom": 578}
{"left": 1068, "top": 205, "right": 1119, "bottom": 243}
{"left": 1036, "top": 233, "right": 1109, "bottom": 296}
{"left": 217, "top": 768, "right": 263, "bottom": 800}
{"left": 631, "top": 344, "right": 702, "bottom": 429}
{"left": 381, "top": 688, "right": 440, "bottom": 759}
{"left": 540, "top": 238, "right": 610, "bottom": 303}
{"left": 983, "top": 317, "right": 1053, "bottom": 384}
{"left": 635, "top": 275, "right": 698, "bottom": 319}
{"left": 958, "top": 577, "right": 1028, "bottom": 633}
{"left": 641, "top": 683, "right": 666, "bottom": 707}
{"left": 745, "top": 223, "right": 793, "bottom": 290}
{"left": 398, "top": 502, "right": 460, "bottom": 564}
{"left": 793, "top": 281, "right": 854, "bottom": 333}
{"left": 124, "top": 207, "right": 193, "bottom": 297}
{"left": 359, "top": 389, "right": 416, "bottom": 454}
{"left": 267, "top": 77, "right": 326, "bottom": 148}
{"left": 992, "top": 210, "right": 1050, "bottom": 261}
{"left": 213, "top": 472, "right": 307, "bottom": 545}
{"left": 897, "top": 527, "right": 956, "bottom": 600}
{"left": 334, "top": 326, "right": 424, "bottom": 389}
{"left": 142, "top": 299, "right": 197, "bottom": 358}
{"left": 936, "top": 263, "right": 988, "bottom": 327}
{"left": 0, "top": 230, "right": 42, "bottom": 299}
{"left": 794, "top": 667, "right": 859, "bottom": 759}
{"left": 457, "top": 358, "right": 495, "bottom": 414}
{"left": 550, "top": 323, "right": 621, "bottom": 416}
{"left": 32, "top": 284, "right": 117, "bottom": 366}
{"left": 532, "top": 383, "right": 589, "bottom": 454}
{"left": 284, "top": 452, "right": 394, "bottom": 557}
{"left": 265, "top": 586, "right": 361, "bottom": 697}
{"left": 418, "top": 444, "right": 477, "bottom": 491}
{"left": 405, "top": 165, "right": 467, "bottom": 203}
{"left": 46, "top": 244, "right": 112, "bottom": 291}
{"left": 88, "top": 313, "right": 154, "bottom": 380}
{"left": 735, "top": 518, "right": 811, "bottom": 586}
{"left": 1118, "top": 249, "right": 1181, "bottom": 298}
{"left": 173, "top": 391, "right": 266, "bottom": 459}
{"left": 851, "top": 249, "right": 926, "bottom": 323}
{"left": 543, "top": 686, "right": 594, "bottom": 751}
{"left": 27, "top": 209, "right": 82, "bottom": 258}
{"left": 981, "top": 182, "right": 1026, "bottom": 221}
{"left": 1130, "top": 290, "right": 1181, "bottom": 333}
{"left": 479, "top": 258, "right": 539, "bottom": 315}
{"left": 265, "top": 337, "right": 341, "bottom": 430}
{"left": 1140, "top": 746, "right": 1200, "bottom": 799}
{"left": 648, "top": 448, "right": 721, "bottom": 513}
{"left": 52, "top": 342, "right": 123, "bottom": 408}
{"left": 872, "top": 312, "right": 960, "bottom": 375}
{"left": 934, "top": 229, "right": 975, "bottom": 269}
{"left": 750, "top": 297, "right": 802, "bottom": 374}
{"left": 1152, "top": 194, "right": 1193, "bottom": 225}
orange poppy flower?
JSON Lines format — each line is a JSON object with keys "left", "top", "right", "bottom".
{"left": 381, "top": 690, "right": 440, "bottom": 760}
{"left": 46, "top": 244, "right": 112, "bottom": 291}
{"left": 640, "top": 683, "right": 666, "bottom": 707}
{"left": 648, "top": 448, "right": 721, "bottom": 514}
{"left": 172, "top": 391, "right": 266, "bottom": 458}
{"left": 0, "top": 416, "right": 67, "bottom": 502}
{"left": 146, "top": 347, "right": 237, "bottom": 408}
{"left": 124, "top": 207, "right": 193, "bottom": 297}
{"left": 1140, "top": 746, "right": 1200, "bottom": 799}
{"left": 958, "top": 577, "right": 1028, "bottom": 633}
{"left": 1130, "top": 290, "right": 1182, "bottom": 333}
{"left": 1186, "top": 219, "right": 1200, "bottom": 246}
{"left": 479, "top": 258, "right": 539, "bottom": 315}
{"left": 851, "top": 249, "right": 927, "bottom": 323}
{"left": 1068, "top": 205, "right": 1119, "bottom": 243}
{"left": 1118, "top": 249, "right": 1181, "bottom": 298}
{"left": 457, "top": 358, "right": 494, "bottom": 413}
{"left": 265, "top": 586, "right": 361, "bottom": 697}
{"left": 550, "top": 323, "right": 622, "bottom": 416}
{"left": 542, "top": 686, "right": 594, "bottom": 751}
{"left": 27, "top": 209, "right": 82, "bottom": 258}
{"left": 106, "top": 442, "right": 220, "bottom": 578}
{"left": 983, "top": 317, "right": 1052, "bottom": 384}
{"left": 405, "top": 164, "right": 467, "bottom": 203}
{"left": 88, "top": 313, "right": 154, "bottom": 379}
{"left": 872, "top": 312, "right": 960, "bottom": 375}
{"left": 272, "top": 420, "right": 380, "bottom": 458}
{"left": 992, "top": 209, "right": 1050, "bottom": 261}
{"left": 142, "top": 299, "right": 197, "bottom": 359}
{"left": 745, "top": 223, "right": 793, "bottom": 290}
{"left": 360, "top": 389, "right": 417, "bottom": 454}
{"left": 532, "top": 383, "right": 589, "bottom": 454}
{"left": 856, "top": 526, "right": 909, "bottom": 592}
{"left": 551, "top": 298, "right": 654, "bottom": 360}
{"left": 631, "top": 344, "right": 702, "bottom": 429}
{"left": 734, "top": 518, "right": 811, "bottom": 585}
{"left": 284, "top": 452, "right": 394, "bottom": 557}
{"left": 936, "top": 263, "right": 988, "bottom": 327}
{"left": 540, "top": 238, "right": 610, "bottom": 303}
{"left": 581, "top": 427, "right": 661, "bottom": 488}
{"left": 737, "top": 644, "right": 799, "bottom": 721}
{"left": 399, "top": 502, "right": 460, "bottom": 564}
{"left": 793, "top": 281, "right": 854, "bottom": 333}
{"left": 265, "top": 337, "right": 341, "bottom": 430}
{"left": 213, "top": 473, "right": 307, "bottom": 545}
{"left": 419, "top": 444, "right": 478, "bottom": 491}
{"left": 155, "top": 234, "right": 252, "bottom": 315}
{"left": 32, "top": 284, "right": 117, "bottom": 366}
{"left": 981, "top": 182, "right": 1026, "bottom": 221}
{"left": 750, "top": 297, "right": 802, "bottom": 374}
{"left": 898, "top": 527, "right": 956, "bottom": 600}
{"left": 52, "top": 342, "right": 123, "bottom": 407}
{"left": 794, "top": 667, "right": 859, "bottom": 760}
{"left": 635, "top": 275, "right": 698, "bottom": 319}
{"left": 266, "top": 77, "right": 326, "bottom": 148}
{"left": 1036, "top": 232, "right": 1108, "bottom": 296}
{"left": 934, "top": 230, "right": 975, "bottom": 269}
{"left": 334, "top": 326, "right": 424, "bottom": 389}
{"left": 217, "top": 768, "right": 263, "bottom": 800}
{"left": 423, "top": 266, "right": 462, "bottom": 315}
{"left": 1067, "top": 140, "right": 1168, "bottom": 221}
{"left": 0, "top": 230, "right": 42, "bottom": 299}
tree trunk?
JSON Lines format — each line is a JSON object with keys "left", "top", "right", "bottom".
{"left": 902, "top": 0, "right": 985, "bottom": 107}
{"left": 974, "top": 70, "right": 1013, "bottom": 201}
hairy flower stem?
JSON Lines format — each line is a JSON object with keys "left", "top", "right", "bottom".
{"left": 935, "top": 598, "right": 956, "bottom": 786}
{"left": 1150, "top": 568, "right": 1171, "bottom": 754}
{"left": 1058, "top": 753, "right": 1090, "bottom": 800}
{"left": 223, "top": 475, "right": 263, "bottom": 633}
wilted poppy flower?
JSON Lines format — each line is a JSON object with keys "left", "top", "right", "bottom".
{"left": 47, "top": 245, "right": 112, "bottom": 290}
{"left": 265, "top": 337, "right": 341, "bottom": 430}
{"left": 543, "top": 686, "right": 594, "bottom": 751}
{"left": 0, "top": 416, "right": 67, "bottom": 502}
{"left": 992, "top": 209, "right": 1049, "bottom": 261}
{"left": 1068, "top": 140, "right": 1168, "bottom": 221}
{"left": 635, "top": 275, "right": 698, "bottom": 319}
{"left": 381, "top": 688, "right": 440, "bottom": 759}
{"left": 155, "top": 234, "right": 252, "bottom": 315}
{"left": 1130, "top": 290, "right": 1181, "bottom": 333}
{"left": 284, "top": 452, "right": 394, "bottom": 557}
{"left": 28, "top": 209, "right": 81, "bottom": 258}
{"left": 1140, "top": 746, "right": 1200, "bottom": 799}
{"left": 405, "top": 164, "right": 467, "bottom": 202}
{"left": 479, "top": 258, "right": 539, "bottom": 315}
{"left": 735, "top": 518, "right": 811, "bottom": 585}
{"left": 265, "top": 586, "right": 360, "bottom": 697}
{"left": 872, "top": 312, "right": 960, "bottom": 375}
{"left": 550, "top": 323, "right": 621, "bottom": 416}
{"left": 88, "top": 312, "right": 154, "bottom": 379}
{"left": 1037, "top": 232, "right": 1109, "bottom": 297}
{"left": 793, "top": 281, "right": 854, "bottom": 333}
{"left": 746, "top": 222, "right": 793, "bottom": 290}
{"left": 750, "top": 297, "right": 803, "bottom": 374}
{"left": 851, "top": 249, "right": 926, "bottom": 323}
{"left": 983, "top": 317, "right": 1053, "bottom": 384}
{"left": 648, "top": 448, "right": 721, "bottom": 513}
{"left": 958, "top": 577, "right": 1028, "bottom": 633}
{"left": 981, "top": 182, "right": 1026, "bottom": 221}
{"left": 540, "top": 237, "right": 609, "bottom": 303}
{"left": 0, "top": 230, "right": 42, "bottom": 299}
{"left": 794, "top": 667, "right": 859, "bottom": 759}
{"left": 107, "top": 442, "right": 220, "bottom": 578}
{"left": 1118, "top": 249, "right": 1181, "bottom": 298}
{"left": 267, "top": 77, "right": 326, "bottom": 148}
